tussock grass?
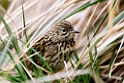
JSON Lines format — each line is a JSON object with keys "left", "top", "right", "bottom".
{"left": 0, "top": 0, "right": 124, "bottom": 83}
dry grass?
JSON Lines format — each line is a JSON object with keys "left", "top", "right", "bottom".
{"left": 0, "top": 0, "right": 124, "bottom": 83}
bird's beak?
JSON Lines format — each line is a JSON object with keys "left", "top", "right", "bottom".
{"left": 71, "top": 30, "right": 80, "bottom": 33}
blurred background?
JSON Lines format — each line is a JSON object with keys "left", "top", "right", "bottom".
{"left": 0, "top": 0, "right": 124, "bottom": 83}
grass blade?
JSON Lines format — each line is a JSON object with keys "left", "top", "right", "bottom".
{"left": 64, "top": 0, "right": 105, "bottom": 19}
{"left": 0, "top": 15, "right": 20, "bottom": 54}
{"left": 0, "top": 35, "right": 13, "bottom": 67}
{"left": 0, "top": 14, "right": 27, "bottom": 81}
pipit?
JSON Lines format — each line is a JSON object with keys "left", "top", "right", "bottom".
{"left": 27, "top": 20, "right": 79, "bottom": 73}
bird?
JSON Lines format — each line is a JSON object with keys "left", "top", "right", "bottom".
{"left": 26, "top": 20, "right": 79, "bottom": 73}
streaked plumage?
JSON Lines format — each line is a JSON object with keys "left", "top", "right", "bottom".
{"left": 27, "top": 20, "right": 79, "bottom": 72}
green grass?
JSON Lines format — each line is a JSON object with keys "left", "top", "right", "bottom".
{"left": 0, "top": 0, "right": 124, "bottom": 83}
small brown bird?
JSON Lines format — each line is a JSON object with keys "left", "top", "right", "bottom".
{"left": 27, "top": 20, "right": 79, "bottom": 73}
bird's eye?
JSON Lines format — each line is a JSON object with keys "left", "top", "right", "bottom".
{"left": 62, "top": 28, "right": 67, "bottom": 35}
{"left": 62, "top": 29, "right": 66, "bottom": 32}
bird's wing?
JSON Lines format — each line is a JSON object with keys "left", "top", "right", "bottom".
{"left": 32, "top": 38, "right": 58, "bottom": 66}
